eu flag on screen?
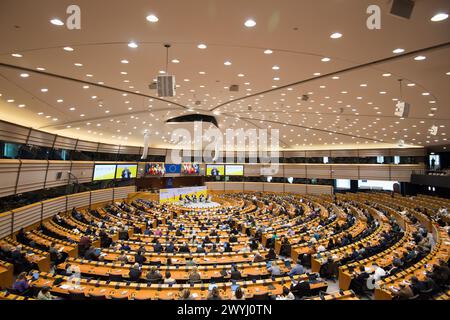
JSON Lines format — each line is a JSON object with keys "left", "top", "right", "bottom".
{"left": 165, "top": 164, "right": 181, "bottom": 173}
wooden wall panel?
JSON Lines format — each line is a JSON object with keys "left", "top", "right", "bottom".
{"left": 284, "top": 165, "right": 307, "bottom": 178}
{"left": 75, "top": 140, "right": 98, "bottom": 152}
{"left": 53, "top": 136, "right": 77, "bottom": 150}
{"left": 244, "top": 182, "right": 264, "bottom": 192}
{"left": 205, "top": 182, "right": 225, "bottom": 191}
{"left": 45, "top": 161, "right": 71, "bottom": 189}
{"left": 0, "top": 159, "right": 20, "bottom": 198}
{"left": 331, "top": 165, "right": 359, "bottom": 180}
{"left": 113, "top": 186, "right": 137, "bottom": 200}
{"left": 91, "top": 189, "right": 113, "bottom": 204}
{"left": 358, "top": 165, "right": 390, "bottom": 181}
{"left": 306, "top": 165, "right": 332, "bottom": 179}
{"left": 67, "top": 192, "right": 90, "bottom": 210}
{"left": 0, "top": 121, "right": 29, "bottom": 144}
{"left": 16, "top": 160, "right": 47, "bottom": 194}
{"left": 42, "top": 196, "right": 66, "bottom": 220}
{"left": 243, "top": 164, "right": 262, "bottom": 177}
{"left": 12, "top": 203, "right": 42, "bottom": 233}
{"left": 27, "top": 130, "right": 55, "bottom": 148}
{"left": 284, "top": 183, "right": 307, "bottom": 194}
{"left": 224, "top": 182, "right": 244, "bottom": 192}
{"left": 263, "top": 183, "right": 284, "bottom": 193}
{"left": 0, "top": 213, "right": 12, "bottom": 239}
{"left": 70, "top": 161, "right": 94, "bottom": 184}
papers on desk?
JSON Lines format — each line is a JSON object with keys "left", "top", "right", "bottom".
{"left": 58, "top": 247, "right": 65, "bottom": 252}
{"left": 192, "top": 293, "right": 198, "bottom": 298}
{"left": 59, "top": 284, "right": 73, "bottom": 290}
{"left": 121, "top": 290, "right": 128, "bottom": 295}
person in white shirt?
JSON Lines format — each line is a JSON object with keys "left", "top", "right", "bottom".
{"left": 317, "top": 244, "right": 326, "bottom": 253}
{"left": 276, "top": 286, "right": 295, "bottom": 300}
{"left": 372, "top": 263, "right": 386, "bottom": 281}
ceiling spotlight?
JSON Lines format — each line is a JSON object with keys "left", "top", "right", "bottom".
{"left": 146, "top": 14, "right": 159, "bottom": 23}
{"left": 63, "top": 46, "right": 74, "bottom": 51}
{"left": 20, "top": 73, "right": 29, "bottom": 78}
{"left": 11, "top": 53, "right": 22, "bottom": 58}
{"left": 74, "top": 63, "right": 83, "bottom": 67}
{"left": 50, "top": 18, "right": 64, "bottom": 26}
{"left": 393, "top": 48, "right": 405, "bottom": 54}
{"left": 431, "top": 12, "right": 448, "bottom": 22}
{"left": 121, "top": 59, "right": 129, "bottom": 64}
{"left": 321, "top": 57, "right": 331, "bottom": 62}
{"left": 128, "top": 41, "right": 138, "bottom": 48}
{"left": 382, "top": 73, "right": 392, "bottom": 77}
{"left": 272, "top": 65, "right": 280, "bottom": 70}
{"left": 41, "top": 88, "right": 48, "bottom": 92}
{"left": 197, "top": 43, "right": 207, "bottom": 49}
{"left": 224, "top": 61, "right": 232, "bottom": 66}
{"left": 330, "top": 32, "right": 342, "bottom": 39}
{"left": 264, "top": 49, "right": 273, "bottom": 54}
{"left": 171, "top": 59, "right": 180, "bottom": 63}
{"left": 36, "top": 67, "right": 46, "bottom": 71}
{"left": 244, "top": 19, "right": 256, "bottom": 28}
{"left": 414, "top": 55, "right": 426, "bottom": 61}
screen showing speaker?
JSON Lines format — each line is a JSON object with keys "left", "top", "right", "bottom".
{"left": 206, "top": 164, "right": 225, "bottom": 176}
{"left": 93, "top": 164, "right": 117, "bottom": 181}
{"left": 225, "top": 165, "right": 244, "bottom": 176}
{"left": 115, "top": 164, "right": 137, "bottom": 179}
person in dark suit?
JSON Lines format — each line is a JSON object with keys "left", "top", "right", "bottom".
{"left": 128, "top": 263, "right": 142, "bottom": 282}
{"left": 121, "top": 167, "right": 132, "bottom": 179}
{"left": 290, "top": 276, "right": 310, "bottom": 298}
{"left": 146, "top": 267, "right": 163, "bottom": 283}
{"left": 211, "top": 168, "right": 219, "bottom": 176}
{"left": 230, "top": 266, "right": 242, "bottom": 280}
{"left": 350, "top": 266, "right": 370, "bottom": 293}
{"left": 134, "top": 251, "right": 146, "bottom": 265}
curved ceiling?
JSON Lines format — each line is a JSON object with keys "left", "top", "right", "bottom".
{"left": 0, "top": 0, "right": 449, "bottom": 151}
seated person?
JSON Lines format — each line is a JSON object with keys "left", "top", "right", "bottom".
{"left": 164, "top": 271, "right": 176, "bottom": 285}
{"left": 288, "top": 260, "right": 305, "bottom": 276}
{"left": 188, "top": 267, "right": 201, "bottom": 283}
{"left": 128, "top": 263, "right": 142, "bottom": 282}
{"left": 276, "top": 286, "right": 295, "bottom": 300}
{"left": 37, "top": 286, "right": 58, "bottom": 300}
{"left": 146, "top": 266, "right": 163, "bottom": 283}
{"left": 267, "top": 262, "right": 283, "bottom": 276}
{"left": 12, "top": 272, "right": 30, "bottom": 294}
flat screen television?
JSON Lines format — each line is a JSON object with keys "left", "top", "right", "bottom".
{"left": 206, "top": 164, "right": 225, "bottom": 176}
{"left": 115, "top": 164, "right": 137, "bottom": 179}
{"left": 225, "top": 165, "right": 244, "bottom": 176}
{"left": 93, "top": 164, "right": 117, "bottom": 181}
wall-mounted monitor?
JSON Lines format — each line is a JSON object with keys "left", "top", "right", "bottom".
{"left": 335, "top": 179, "right": 351, "bottom": 189}
{"left": 358, "top": 180, "right": 398, "bottom": 191}
{"left": 146, "top": 163, "right": 165, "bottom": 175}
{"left": 225, "top": 164, "right": 244, "bottom": 176}
{"left": 115, "top": 164, "right": 137, "bottom": 179}
{"left": 93, "top": 164, "right": 117, "bottom": 181}
{"left": 182, "top": 163, "right": 200, "bottom": 175}
{"left": 206, "top": 164, "right": 225, "bottom": 176}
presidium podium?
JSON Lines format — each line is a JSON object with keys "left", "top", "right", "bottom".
{"left": 159, "top": 186, "right": 217, "bottom": 208}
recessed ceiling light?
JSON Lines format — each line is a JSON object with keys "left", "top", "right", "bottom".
{"left": 321, "top": 57, "right": 331, "bottom": 62}
{"left": 446, "top": 72, "right": 450, "bottom": 75}
{"left": 36, "top": 67, "right": 46, "bottom": 71}
{"left": 244, "top": 19, "right": 256, "bottom": 28}
{"left": 330, "top": 32, "right": 342, "bottom": 39}
{"left": 171, "top": 59, "right": 180, "bottom": 64}
{"left": 272, "top": 65, "right": 280, "bottom": 70}
{"left": 224, "top": 61, "right": 232, "bottom": 66}
{"left": 128, "top": 41, "right": 138, "bottom": 48}
{"left": 414, "top": 55, "right": 426, "bottom": 61}
{"left": 197, "top": 43, "right": 207, "bottom": 49}
{"left": 7, "top": 99, "right": 14, "bottom": 103}
{"left": 422, "top": 92, "right": 430, "bottom": 96}
{"left": 382, "top": 73, "right": 391, "bottom": 77}
{"left": 199, "top": 71, "right": 206, "bottom": 75}
{"left": 146, "top": 14, "right": 159, "bottom": 23}
{"left": 393, "top": 48, "right": 405, "bottom": 54}
{"left": 238, "top": 73, "right": 245, "bottom": 77}
{"left": 20, "top": 73, "right": 29, "bottom": 78}
{"left": 18, "top": 104, "right": 26, "bottom": 108}
{"left": 184, "top": 79, "right": 190, "bottom": 82}
{"left": 431, "top": 12, "right": 448, "bottom": 22}
{"left": 407, "top": 83, "right": 415, "bottom": 87}
{"left": 11, "top": 53, "right": 22, "bottom": 58}
{"left": 41, "top": 88, "right": 48, "bottom": 92}
{"left": 57, "top": 99, "right": 63, "bottom": 103}
{"left": 332, "top": 76, "right": 340, "bottom": 80}
{"left": 83, "top": 85, "right": 89, "bottom": 89}
{"left": 50, "top": 18, "right": 64, "bottom": 26}
{"left": 69, "top": 107, "right": 76, "bottom": 111}
{"left": 63, "top": 46, "right": 74, "bottom": 52}
{"left": 273, "top": 77, "right": 280, "bottom": 81}
{"left": 360, "top": 83, "right": 367, "bottom": 87}
{"left": 264, "top": 49, "right": 273, "bottom": 55}
{"left": 121, "top": 59, "right": 129, "bottom": 64}
{"left": 313, "top": 72, "right": 321, "bottom": 76}
{"left": 74, "top": 63, "right": 83, "bottom": 67}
